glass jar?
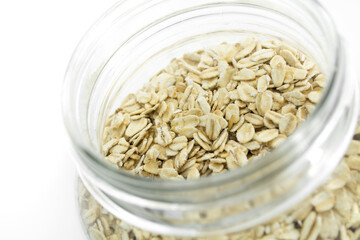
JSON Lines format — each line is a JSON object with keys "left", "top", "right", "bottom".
{"left": 63, "top": 0, "right": 360, "bottom": 239}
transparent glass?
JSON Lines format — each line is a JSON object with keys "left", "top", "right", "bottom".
{"left": 63, "top": 0, "right": 360, "bottom": 238}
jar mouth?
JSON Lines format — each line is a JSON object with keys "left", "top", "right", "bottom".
{"left": 63, "top": 0, "right": 354, "bottom": 204}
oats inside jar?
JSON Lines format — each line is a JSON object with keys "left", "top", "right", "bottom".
{"left": 102, "top": 37, "right": 325, "bottom": 179}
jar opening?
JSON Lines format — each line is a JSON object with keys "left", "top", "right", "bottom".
{"left": 64, "top": 0, "right": 339, "bottom": 190}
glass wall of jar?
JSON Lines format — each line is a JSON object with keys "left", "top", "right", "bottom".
{"left": 63, "top": 0, "right": 360, "bottom": 239}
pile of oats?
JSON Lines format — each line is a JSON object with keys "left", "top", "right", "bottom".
{"left": 80, "top": 123, "right": 360, "bottom": 240}
{"left": 80, "top": 38, "right": 360, "bottom": 240}
{"left": 102, "top": 38, "right": 325, "bottom": 179}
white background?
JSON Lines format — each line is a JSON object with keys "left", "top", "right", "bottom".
{"left": 0, "top": 1, "right": 358, "bottom": 239}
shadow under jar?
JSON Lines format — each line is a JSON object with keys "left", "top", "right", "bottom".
{"left": 63, "top": 0, "right": 360, "bottom": 239}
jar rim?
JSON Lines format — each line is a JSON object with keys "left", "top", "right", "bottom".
{"left": 63, "top": 0, "right": 339, "bottom": 190}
